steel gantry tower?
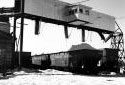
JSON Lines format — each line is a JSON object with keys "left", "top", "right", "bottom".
{"left": 111, "top": 22, "right": 124, "bottom": 60}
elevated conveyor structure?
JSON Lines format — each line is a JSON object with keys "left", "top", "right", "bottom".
{"left": 0, "top": 0, "right": 124, "bottom": 69}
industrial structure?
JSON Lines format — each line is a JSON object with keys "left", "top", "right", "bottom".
{"left": 0, "top": 16, "right": 12, "bottom": 73}
{"left": 0, "top": 0, "right": 124, "bottom": 73}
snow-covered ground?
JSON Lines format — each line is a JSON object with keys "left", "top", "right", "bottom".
{"left": 0, "top": 69, "right": 125, "bottom": 85}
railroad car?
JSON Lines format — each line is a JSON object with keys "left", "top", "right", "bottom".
{"left": 32, "top": 54, "right": 50, "bottom": 69}
{"left": 32, "top": 44, "right": 119, "bottom": 74}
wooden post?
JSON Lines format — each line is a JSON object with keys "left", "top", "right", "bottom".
{"left": 82, "top": 29, "right": 85, "bottom": 42}
{"left": 35, "top": 19, "right": 40, "bottom": 35}
{"left": 12, "top": 17, "right": 17, "bottom": 68}
{"left": 64, "top": 25, "right": 68, "bottom": 38}
{"left": 19, "top": 0, "right": 25, "bottom": 70}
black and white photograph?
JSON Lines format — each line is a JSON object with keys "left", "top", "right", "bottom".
{"left": 0, "top": 0, "right": 125, "bottom": 85}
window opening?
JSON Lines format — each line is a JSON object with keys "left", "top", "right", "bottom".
{"left": 85, "top": 10, "right": 89, "bottom": 15}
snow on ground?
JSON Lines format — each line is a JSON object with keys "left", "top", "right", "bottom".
{"left": 0, "top": 69, "right": 125, "bottom": 85}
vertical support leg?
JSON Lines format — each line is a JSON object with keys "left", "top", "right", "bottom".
{"left": 82, "top": 29, "right": 85, "bottom": 42}
{"left": 64, "top": 25, "right": 68, "bottom": 39}
{"left": 12, "top": 17, "right": 17, "bottom": 69}
{"left": 35, "top": 19, "right": 40, "bottom": 35}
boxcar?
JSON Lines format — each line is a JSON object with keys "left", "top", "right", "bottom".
{"left": 32, "top": 54, "right": 51, "bottom": 69}
{"left": 32, "top": 48, "right": 119, "bottom": 74}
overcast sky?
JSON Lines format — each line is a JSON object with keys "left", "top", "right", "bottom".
{"left": 0, "top": 0, "right": 125, "bottom": 55}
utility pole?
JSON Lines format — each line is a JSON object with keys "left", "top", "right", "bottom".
{"left": 19, "top": 0, "right": 24, "bottom": 70}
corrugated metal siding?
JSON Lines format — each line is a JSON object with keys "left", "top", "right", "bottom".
{"left": 50, "top": 52, "right": 69, "bottom": 67}
{"left": 0, "top": 32, "right": 12, "bottom": 72}
{"left": 32, "top": 56, "right": 42, "bottom": 65}
{"left": 0, "top": 23, "right": 10, "bottom": 33}
{"left": 0, "top": 45, "right": 12, "bottom": 72}
{"left": 85, "top": 11, "right": 115, "bottom": 32}
{"left": 24, "top": 0, "right": 67, "bottom": 21}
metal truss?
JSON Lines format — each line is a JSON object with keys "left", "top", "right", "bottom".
{"left": 111, "top": 22, "right": 124, "bottom": 60}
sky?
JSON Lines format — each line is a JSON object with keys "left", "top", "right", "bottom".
{"left": 0, "top": 0, "right": 125, "bottom": 55}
